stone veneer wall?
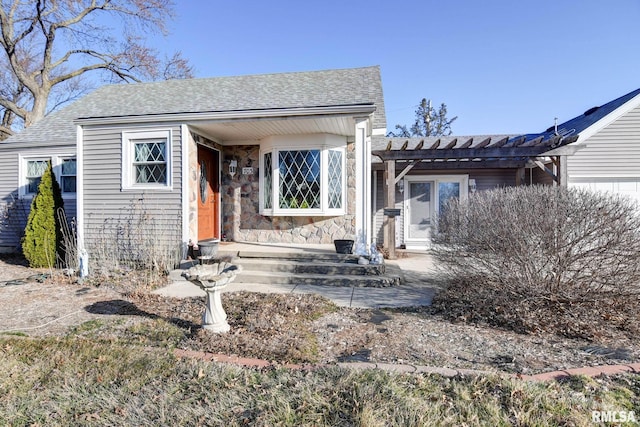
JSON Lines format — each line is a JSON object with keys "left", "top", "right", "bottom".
{"left": 221, "top": 143, "right": 356, "bottom": 244}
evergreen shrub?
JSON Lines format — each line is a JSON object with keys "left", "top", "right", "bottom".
{"left": 22, "top": 162, "right": 65, "bottom": 267}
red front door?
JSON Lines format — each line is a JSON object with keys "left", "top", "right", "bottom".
{"left": 197, "top": 146, "right": 219, "bottom": 241}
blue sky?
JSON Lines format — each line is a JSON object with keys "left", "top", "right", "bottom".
{"left": 154, "top": 0, "right": 640, "bottom": 136}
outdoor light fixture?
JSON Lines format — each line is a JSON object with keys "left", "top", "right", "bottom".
{"left": 397, "top": 179, "right": 404, "bottom": 193}
{"left": 469, "top": 179, "right": 477, "bottom": 193}
{"left": 229, "top": 160, "right": 237, "bottom": 177}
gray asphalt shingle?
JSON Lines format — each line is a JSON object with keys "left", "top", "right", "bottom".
{"left": 4, "top": 66, "right": 385, "bottom": 145}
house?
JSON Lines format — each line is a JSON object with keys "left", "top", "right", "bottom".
{"left": 0, "top": 66, "right": 386, "bottom": 258}
{"left": 1, "top": 65, "right": 638, "bottom": 259}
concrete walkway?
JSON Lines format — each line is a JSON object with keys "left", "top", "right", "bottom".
{"left": 153, "top": 244, "right": 443, "bottom": 308}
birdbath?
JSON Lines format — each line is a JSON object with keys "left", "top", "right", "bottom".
{"left": 182, "top": 262, "right": 241, "bottom": 333}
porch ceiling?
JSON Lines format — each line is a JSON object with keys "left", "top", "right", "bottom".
{"left": 188, "top": 115, "right": 357, "bottom": 143}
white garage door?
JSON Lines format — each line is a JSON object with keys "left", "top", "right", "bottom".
{"left": 570, "top": 179, "right": 640, "bottom": 205}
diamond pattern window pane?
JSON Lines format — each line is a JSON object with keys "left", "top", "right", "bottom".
{"left": 133, "top": 139, "right": 167, "bottom": 184}
{"left": 264, "top": 152, "right": 272, "bottom": 209}
{"left": 135, "top": 140, "right": 166, "bottom": 162}
{"left": 328, "top": 150, "right": 343, "bottom": 209}
{"left": 27, "top": 160, "right": 48, "bottom": 178}
{"left": 136, "top": 164, "right": 167, "bottom": 184}
{"left": 26, "top": 160, "right": 48, "bottom": 193}
{"left": 61, "top": 159, "right": 76, "bottom": 175}
{"left": 278, "top": 150, "right": 320, "bottom": 209}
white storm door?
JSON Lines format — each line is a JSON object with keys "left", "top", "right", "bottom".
{"left": 405, "top": 180, "right": 433, "bottom": 243}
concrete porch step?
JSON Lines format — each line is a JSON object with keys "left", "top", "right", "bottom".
{"left": 170, "top": 266, "right": 401, "bottom": 288}
{"left": 217, "top": 249, "right": 359, "bottom": 263}
{"left": 234, "top": 270, "right": 400, "bottom": 288}
{"left": 171, "top": 247, "right": 402, "bottom": 289}
{"left": 233, "top": 257, "right": 385, "bottom": 276}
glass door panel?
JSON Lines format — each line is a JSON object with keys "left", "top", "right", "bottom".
{"left": 438, "top": 182, "right": 460, "bottom": 213}
{"left": 408, "top": 181, "right": 432, "bottom": 240}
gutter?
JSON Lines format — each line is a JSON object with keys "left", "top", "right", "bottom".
{"left": 73, "top": 104, "right": 377, "bottom": 126}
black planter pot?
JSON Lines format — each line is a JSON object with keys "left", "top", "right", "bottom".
{"left": 334, "top": 239, "right": 354, "bottom": 254}
{"left": 198, "top": 240, "right": 219, "bottom": 257}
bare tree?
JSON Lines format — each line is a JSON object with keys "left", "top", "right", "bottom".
{"left": 388, "top": 98, "right": 458, "bottom": 137}
{"left": 0, "top": 0, "right": 193, "bottom": 139}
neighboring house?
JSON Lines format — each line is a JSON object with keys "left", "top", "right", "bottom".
{"left": 0, "top": 66, "right": 385, "bottom": 257}
{"left": 561, "top": 88, "right": 640, "bottom": 203}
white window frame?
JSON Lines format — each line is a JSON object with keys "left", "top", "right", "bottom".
{"left": 59, "top": 156, "right": 77, "bottom": 195}
{"left": 19, "top": 154, "right": 77, "bottom": 199}
{"left": 121, "top": 129, "right": 173, "bottom": 191}
{"left": 259, "top": 134, "right": 346, "bottom": 217}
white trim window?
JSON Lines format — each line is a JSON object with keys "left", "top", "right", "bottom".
{"left": 260, "top": 134, "right": 346, "bottom": 216}
{"left": 122, "top": 129, "right": 173, "bottom": 191}
{"left": 19, "top": 155, "right": 77, "bottom": 198}
{"left": 60, "top": 157, "right": 77, "bottom": 193}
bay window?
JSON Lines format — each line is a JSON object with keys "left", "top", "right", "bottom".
{"left": 260, "top": 134, "right": 346, "bottom": 216}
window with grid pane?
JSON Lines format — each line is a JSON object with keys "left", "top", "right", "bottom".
{"left": 263, "top": 152, "right": 273, "bottom": 209}
{"left": 278, "top": 150, "right": 320, "bottom": 209}
{"left": 133, "top": 138, "right": 167, "bottom": 184}
{"left": 327, "top": 149, "right": 343, "bottom": 209}
{"left": 26, "top": 160, "right": 48, "bottom": 194}
{"left": 60, "top": 158, "right": 76, "bottom": 193}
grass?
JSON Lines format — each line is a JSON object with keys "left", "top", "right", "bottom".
{"left": 0, "top": 336, "right": 638, "bottom": 426}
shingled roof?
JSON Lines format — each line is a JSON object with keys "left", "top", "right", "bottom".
{"left": 4, "top": 66, "right": 385, "bottom": 145}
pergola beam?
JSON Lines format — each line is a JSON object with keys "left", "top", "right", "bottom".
{"left": 373, "top": 146, "right": 554, "bottom": 161}
{"left": 372, "top": 159, "right": 529, "bottom": 171}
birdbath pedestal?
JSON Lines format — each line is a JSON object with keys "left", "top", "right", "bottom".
{"left": 182, "top": 262, "right": 241, "bottom": 333}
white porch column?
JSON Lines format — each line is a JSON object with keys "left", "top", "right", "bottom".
{"left": 76, "top": 125, "right": 85, "bottom": 251}
{"left": 354, "top": 118, "right": 371, "bottom": 255}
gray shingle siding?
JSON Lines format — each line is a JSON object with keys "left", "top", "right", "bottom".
{"left": 0, "top": 144, "right": 77, "bottom": 250}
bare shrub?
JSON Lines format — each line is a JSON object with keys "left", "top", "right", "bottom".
{"left": 88, "top": 197, "right": 182, "bottom": 275}
{"left": 431, "top": 185, "right": 640, "bottom": 337}
{"left": 57, "top": 207, "right": 78, "bottom": 272}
